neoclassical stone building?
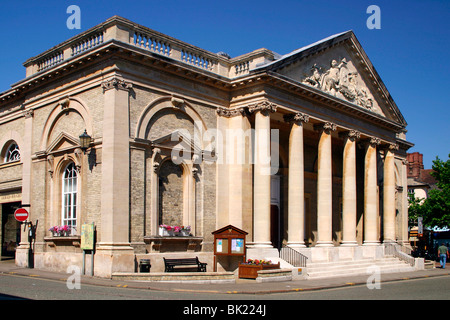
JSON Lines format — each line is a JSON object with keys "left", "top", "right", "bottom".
{"left": 0, "top": 16, "right": 413, "bottom": 277}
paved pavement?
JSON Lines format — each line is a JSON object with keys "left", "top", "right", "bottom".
{"left": 0, "top": 258, "right": 449, "bottom": 295}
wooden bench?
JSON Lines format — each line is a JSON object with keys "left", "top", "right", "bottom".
{"left": 163, "top": 257, "right": 207, "bottom": 272}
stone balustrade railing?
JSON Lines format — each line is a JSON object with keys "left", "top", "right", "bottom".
{"left": 23, "top": 16, "right": 275, "bottom": 79}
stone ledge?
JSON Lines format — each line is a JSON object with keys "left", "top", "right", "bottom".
{"left": 111, "top": 271, "right": 235, "bottom": 284}
{"left": 256, "top": 268, "right": 293, "bottom": 283}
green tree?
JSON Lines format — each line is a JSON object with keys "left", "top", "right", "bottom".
{"left": 409, "top": 154, "right": 450, "bottom": 228}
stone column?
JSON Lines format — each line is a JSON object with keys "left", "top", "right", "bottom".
{"left": 363, "top": 137, "right": 380, "bottom": 246}
{"left": 400, "top": 158, "right": 409, "bottom": 245}
{"left": 248, "top": 101, "right": 276, "bottom": 248}
{"left": 340, "top": 130, "right": 360, "bottom": 246}
{"left": 284, "top": 112, "right": 309, "bottom": 248}
{"left": 315, "top": 122, "right": 336, "bottom": 247}
{"left": 96, "top": 77, "right": 134, "bottom": 277}
{"left": 383, "top": 143, "right": 398, "bottom": 243}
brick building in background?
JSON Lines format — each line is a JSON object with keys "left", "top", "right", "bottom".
{"left": 407, "top": 152, "right": 437, "bottom": 201}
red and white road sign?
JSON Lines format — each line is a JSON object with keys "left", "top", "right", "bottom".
{"left": 14, "top": 208, "right": 29, "bottom": 222}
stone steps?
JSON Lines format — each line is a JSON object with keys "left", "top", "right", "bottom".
{"left": 305, "top": 257, "right": 415, "bottom": 279}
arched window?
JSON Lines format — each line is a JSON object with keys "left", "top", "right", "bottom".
{"left": 4, "top": 143, "right": 20, "bottom": 163}
{"left": 62, "top": 163, "right": 78, "bottom": 229}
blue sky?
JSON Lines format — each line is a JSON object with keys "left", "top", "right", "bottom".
{"left": 0, "top": 0, "right": 448, "bottom": 169}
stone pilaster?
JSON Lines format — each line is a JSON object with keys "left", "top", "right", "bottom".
{"left": 15, "top": 109, "right": 34, "bottom": 267}
{"left": 314, "top": 122, "right": 336, "bottom": 247}
{"left": 340, "top": 130, "right": 360, "bottom": 246}
{"left": 96, "top": 76, "right": 134, "bottom": 277}
{"left": 284, "top": 112, "right": 309, "bottom": 248}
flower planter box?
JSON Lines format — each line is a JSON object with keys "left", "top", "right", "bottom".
{"left": 159, "top": 227, "right": 174, "bottom": 237}
{"left": 159, "top": 226, "right": 191, "bottom": 237}
{"left": 238, "top": 262, "right": 280, "bottom": 279}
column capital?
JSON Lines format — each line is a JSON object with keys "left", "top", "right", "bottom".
{"left": 283, "top": 112, "right": 310, "bottom": 124}
{"left": 314, "top": 122, "right": 337, "bottom": 134}
{"left": 22, "top": 109, "right": 34, "bottom": 118}
{"left": 247, "top": 100, "right": 277, "bottom": 115}
{"left": 216, "top": 106, "right": 246, "bottom": 118}
{"left": 339, "top": 129, "right": 361, "bottom": 142}
{"left": 361, "top": 136, "right": 381, "bottom": 148}
{"left": 384, "top": 142, "right": 399, "bottom": 151}
{"left": 101, "top": 77, "right": 133, "bottom": 92}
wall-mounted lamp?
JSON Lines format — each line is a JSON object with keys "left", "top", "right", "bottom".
{"left": 79, "top": 129, "right": 92, "bottom": 154}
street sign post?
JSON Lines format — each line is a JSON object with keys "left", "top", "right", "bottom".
{"left": 14, "top": 208, "right": 29, "bottom": 222}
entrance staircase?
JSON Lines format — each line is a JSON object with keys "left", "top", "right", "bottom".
{"left": 305, "top": 257, "right": 415, "bottom": 279}
{"left": 265, "top": 244, "right": 419, "bottom": 280}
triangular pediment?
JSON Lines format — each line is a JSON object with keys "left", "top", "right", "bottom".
{"left": 257, "top": 31, "right": 406, "bottom": 126}
{"left": 46, "top": 132, "right": 80, "bottom": 154}
{"left": 152, "top": 130, "right": 202, "bottom": 154}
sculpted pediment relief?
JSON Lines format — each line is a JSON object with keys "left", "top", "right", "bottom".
{"left": 301, "top": 57, "right": 376, "bottom": 111}
{"left": 268, "top": 37, "right": 401, "bottom": 120}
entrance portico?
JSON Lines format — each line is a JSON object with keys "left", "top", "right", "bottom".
{"left": 219, "top": 99, "right": 409, "bottom": 262}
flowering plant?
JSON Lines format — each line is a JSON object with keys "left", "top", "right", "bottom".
{"left": 159, "top": 224, "right": 172, "bottom": 231}
{"left": 49, "top": 225, "right": 74, "bottom": 236}
{"left": 246, "top": 259, "right": 272, "bottom": 265}
{"left": 159, "top": 224, "right": 191, "bottom": 236}
{"left": 160, "top": 225, "right": 191, "bottom": 232}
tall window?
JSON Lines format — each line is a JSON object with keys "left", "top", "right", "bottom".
{"left": 4, "top": 143, "right": 20, "bottom": 163}
{"left": 62, "top": 163, "right": 78, "bottom": 229}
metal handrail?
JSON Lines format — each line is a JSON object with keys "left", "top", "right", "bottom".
{"left": 279, "top": 244, "right": 308, "bottom": 268}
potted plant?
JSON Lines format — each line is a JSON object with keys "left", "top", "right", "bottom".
{"left": 159, "top": 224, "right": 174, "bottom": 236}
{"left": 180, "top": 226, "right": 191, "bottom": 236}
{"left": 238, "top": 259, "right": 280, "bottom": 279}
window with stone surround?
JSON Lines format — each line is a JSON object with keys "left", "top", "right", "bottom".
{"left": 62, "top": 162, "right": 78, "bottom": 229}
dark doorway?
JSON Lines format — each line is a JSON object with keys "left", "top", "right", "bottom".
{"left": 1, "top": 202, "right": 21, "bottom": 259}
{"left": 270, "top": 205, "right": 281, "bottom": 250}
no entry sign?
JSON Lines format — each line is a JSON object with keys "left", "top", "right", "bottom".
{"left": 14, "top": 208, "right": 29, "bottom": 222}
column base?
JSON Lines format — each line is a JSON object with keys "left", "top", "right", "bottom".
{"left": 363, "top": 241, "right": 380, "bottom": 246}
{"left": 287, "top": 242, "right": 306, "bottom": 249}
{"left": 315, "top": 241, "right": 334, "bottom": 247}
{"left": 340, "top": 241, "right": 358, "bottom": 247}
{"left": 248, "top": 242, "right": 273, "bottom": 248}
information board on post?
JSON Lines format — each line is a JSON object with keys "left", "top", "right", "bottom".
{"left": 81, "top": 223, "right": 95, "bottom": 251}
